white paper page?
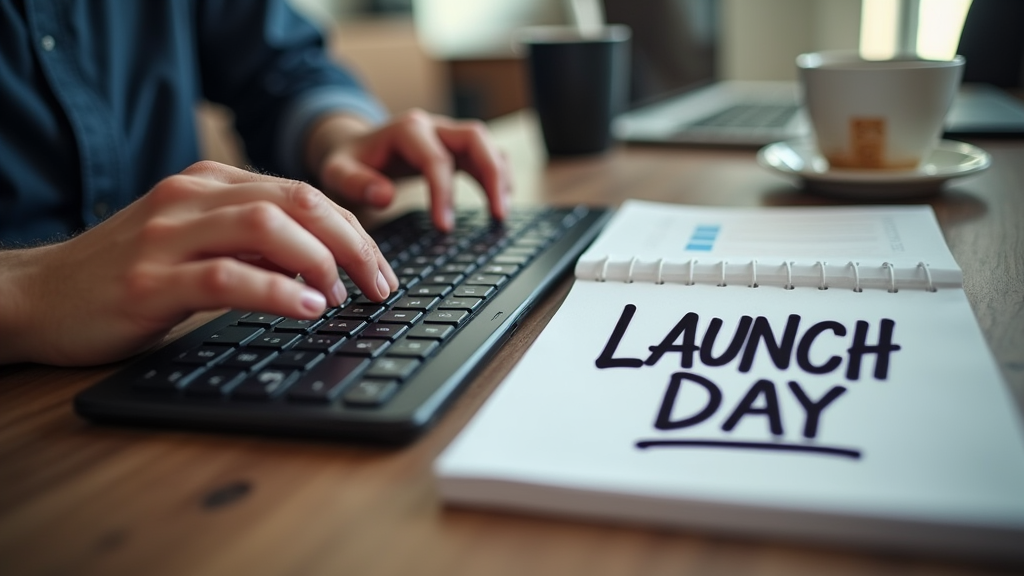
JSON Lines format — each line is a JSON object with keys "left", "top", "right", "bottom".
{"left": 580, "top": 201, "right": 961, "bottom": 273}
{"left": 437, "top": 281, "right": 1024, "bottom": 528}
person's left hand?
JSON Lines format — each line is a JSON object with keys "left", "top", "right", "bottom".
{"left": 305, "top": 109, "right": 512, "bottom": 232}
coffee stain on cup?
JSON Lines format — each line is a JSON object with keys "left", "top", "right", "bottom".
{"left": 827, "top": 117, "right": 919, "bottom": 169}
{"left": 850, "top": 117, "right": 885, "bottom": 168}
{"left": 827, "top": 117, "right": 885, "bottom": 168}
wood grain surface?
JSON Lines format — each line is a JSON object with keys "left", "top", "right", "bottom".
{"left": 1, "top": 112, "right": 1022, "bottom": 576}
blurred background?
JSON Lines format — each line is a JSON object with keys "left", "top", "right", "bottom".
{"left": 199, "top": 0, "right": 980, "bottom": 166}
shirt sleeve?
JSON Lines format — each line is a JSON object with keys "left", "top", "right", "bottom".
{"left": 195, "top": 0, "right": 388, "bottom": 180}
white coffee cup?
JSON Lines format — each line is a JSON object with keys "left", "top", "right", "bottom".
{"left": 796, "top": 51, "right": 964, "bottom": 170}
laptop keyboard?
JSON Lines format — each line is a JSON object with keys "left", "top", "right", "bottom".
{"left": 75, "top": 206, "right": 610, "bottom": 443}
{"left": 688, "top": 103, "right": 799, "bottom": 129}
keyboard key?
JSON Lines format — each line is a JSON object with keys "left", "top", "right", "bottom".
{"left": 271, "top": 350, "right": 325, "bottom": 371}
{"left": 392, "top": 296, "right": 439, "bottom": 311}
{"left": 467, "top": 242, "right": 499, "bottom": 258}
{"left": 406, "top": 323, "right": 454, "bottom": 341}
{"left": 367, "top": 357, "right": 420, "bottom": 380}
{"left": 353, "top": 289, "right": 405, "bottom": 307}
{"left": 439, "top": 261, "right": 477, "bottom": 275}
{"left": 342, "top": 379, "right": 400, "bottom": 407}
{"left": 205, "top": 326, "right": 264, "bottom": 346}
{"left": 174, "top": 345, "right": 233, "bottom": 366}
{"left": 231, "top": 368, "right": 299, "bottom": 400}
{"left": 424, "top": 309, "right": 469, "bottom": 325}
{"left": 505, "top": 245, "right": 541, "bottom": 257}
{"left": 377, "top": 310, "right": 423, "bottom": 325}
{"left": 396, "top": 263, "right": 433, "bottom": 278}
{"left": 479, "top": 264, "right": 519, "bottom": 276}
{"left": 492, "top": 254, "right": 530, "bottom": 266}
{"left": 237, "top": 313, "right": 285, "bottom": 328}
{"left": 452, "top": 285, "right": 495, "bottom": 299}
{"left": 338, "top": 303, "right": 386, "bottom": 321}
{"left": 317, "top": 318, "right": 367, "bottom": 336}
{"left": 288, "top": 356, "right": 369, "bottom": 402}
{"left": 273, "top": 318, "right": 323, "bottom": 333}
{"left": 293, "top": 334, "right": 346, "bottom": 353}
{"left": 512, "top": 235, "right": 548, "bottom": 248}
{"left": 407, "top": 283, "right": 452, "bottom": 298}
{"left": 185, "top": 368, "right": 246, "bottom": 397}
{"left": 424, "top": 244, "right": 455, "bottom": 259}
{"left": 397, "top": 275, "right": 420, "bottom": 289}
{"left": 360, "top": 323, "right": 409, "bottom": 341}
{"left": 221, "top": 348, "right": 277, "bottom": 371}
{"left": 438, "top": 297, "right": 483, "bottom": 312}
{"left": 247, "top": 333, "right": 302, "bottom": 350}
{"left": 336, "top": 338, "right": 390, "bottom": 358}
{"left": 465, "top": 273, "right": 507, "bottom": 287}
{"left": 423, "top": 273, "right": 464, "bottom": 286}
{"left": 450, "top": 252, "right": 486, "bottom": 264}
{"left": 134, "top": 366, "right": 203, "bottom": 391}
{"left": 387, "top": 338, "right": 438, "bottom": 359}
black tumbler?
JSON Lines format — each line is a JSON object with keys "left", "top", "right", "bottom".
{"left": 521, "top": 25, "right": 631, "bottom": 156}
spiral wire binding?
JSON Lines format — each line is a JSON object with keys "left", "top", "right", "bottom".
{"left": 625, "top": 257, "right": 637, "bottom": 283}
{"left": 596, "top": 255, "right": 610, "bottom": 282}
{"left": 849, "top": 261, "right": 862, "bottom": 293}
{"left": 918, "top": 261, "right": 936, "bottom": 292}
{"left": 590, "top": 256, "right": 938, "bottom": 292}
{"left": 884, "top": 262, "right": 898, "bottom": 293}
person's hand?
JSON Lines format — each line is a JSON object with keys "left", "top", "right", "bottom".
{"left": 0, "top": 161, "right": 398, "bottom": 366}
{"left": 306, "top": 109, "right": 512, "bottom": 232}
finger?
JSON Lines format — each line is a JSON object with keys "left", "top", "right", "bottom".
{"left": 182, "top": 180, "right": 396, "bottom": 300}
{"left": 146, "top": 258, "right": 328, "bottom": 320}
{"left": 434, "top": 119, "right": 510, "bottom": 220}
{"left": 319, "top": 153, "right": 396, "bottom": 208}
{"left": 391, "top": 112, "right": 456, "bottom": 231}
{"left": 180, "top": 160, "right": 296, "bottom": 186}
{"left": 142, "top": 202, "right": 346, "bottom": 307}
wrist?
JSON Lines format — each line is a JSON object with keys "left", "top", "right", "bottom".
{"left": 304, "top": 113, "right": 374, "bottom": 184}
{"left": 0, "top": 246, "right": 49, "bottom": 364}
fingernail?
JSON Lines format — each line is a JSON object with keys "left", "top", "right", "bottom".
{"left": 443, "top": 209, "right": 455, "bottom": 232}
{"left": 331, "top": 279, "right": 347, "bottom": 307}
{"left": 376, "top": 270, "right": 390, "bottom": 300}
{"left": 300, "top": 287, "right": 327, "bottom": 315}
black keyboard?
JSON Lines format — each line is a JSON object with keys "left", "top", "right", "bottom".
{"left": 74, "top": 206, "right": 610, "bottom": 443}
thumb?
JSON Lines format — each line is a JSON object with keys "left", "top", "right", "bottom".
{"left": 319, "top": 153, "right": 396, "bottom": 208}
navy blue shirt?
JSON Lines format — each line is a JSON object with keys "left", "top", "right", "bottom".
{"left": 0, "top": 0, "right": 386, "bottom": 245}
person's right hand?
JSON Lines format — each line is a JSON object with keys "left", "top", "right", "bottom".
{"left": 0, "top": 161, "right": 398, "bottom": 367}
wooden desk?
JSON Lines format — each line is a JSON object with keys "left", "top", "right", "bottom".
{"left": 2, "top": 113, "right": 1022, "bottom": 576}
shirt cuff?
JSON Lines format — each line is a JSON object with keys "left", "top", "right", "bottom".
{"left": 278, "top": 86, "right": 389, "bottom": 180}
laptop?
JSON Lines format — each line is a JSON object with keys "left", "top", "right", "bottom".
{"left": 608, "top": 0, "right": 1024, "bottom": 146}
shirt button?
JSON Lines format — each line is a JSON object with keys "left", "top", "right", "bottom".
{"left": 41, "top": 35, "right": 56, "bottom": 51}
{"left": 93, "top": 201, "right": 110, "bottom": 218}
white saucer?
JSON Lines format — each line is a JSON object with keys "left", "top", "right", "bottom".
{"left": 757, "top": 138, "right": 991, "bottom": 198}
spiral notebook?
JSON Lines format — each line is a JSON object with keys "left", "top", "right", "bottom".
{"left": 435, "top": 200, "right": 1024, "bottom": 561}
